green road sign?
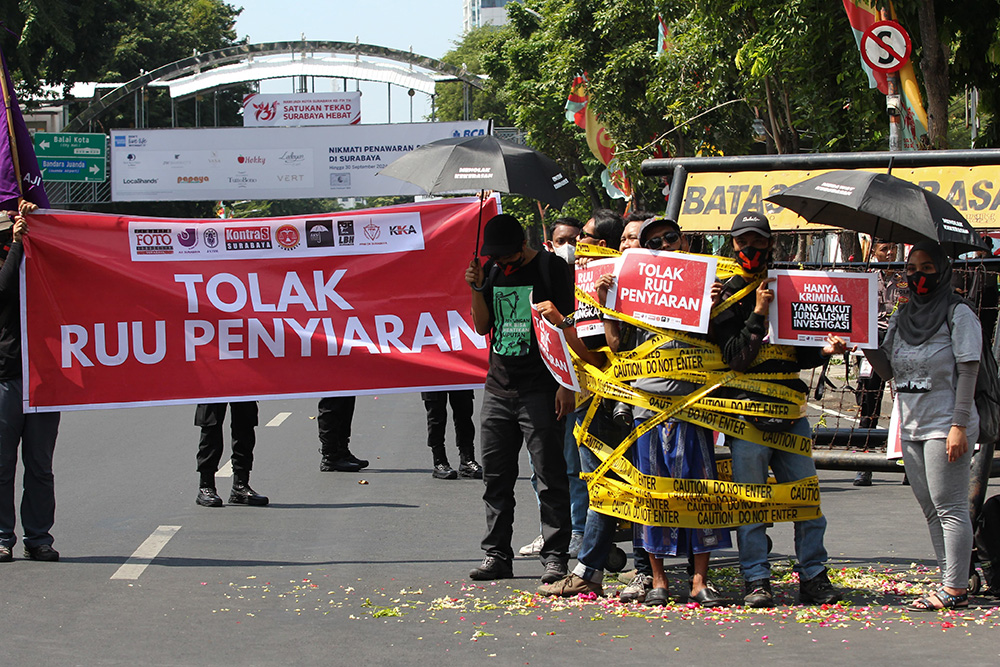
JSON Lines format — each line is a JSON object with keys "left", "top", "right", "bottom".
{"left": 34, "top": 132, "right": 107, "bottom": 182}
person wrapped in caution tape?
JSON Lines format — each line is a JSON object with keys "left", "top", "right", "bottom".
{"left": 619, "top": 217, "right": 732, "bottom": 607}
{"left": 711, "top": 212, "right": 847, "bottom": 608}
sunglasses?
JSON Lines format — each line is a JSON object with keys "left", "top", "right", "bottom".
{"left": 577, "top": 231, "right": 599, "bottom": 242}
{"left": 644, "top": 231, "right": 680, "bottom": 250}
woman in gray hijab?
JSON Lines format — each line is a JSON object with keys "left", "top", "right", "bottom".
{"left": 864, "top": 241, "right": 981, "bottom": 611}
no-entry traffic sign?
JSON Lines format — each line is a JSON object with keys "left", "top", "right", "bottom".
{"left": 860, "top": 20, "right": 912, "bottom": 74}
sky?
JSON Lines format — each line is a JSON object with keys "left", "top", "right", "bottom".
{"left": 233, "top": 0, "right": 468, "bottom": 124}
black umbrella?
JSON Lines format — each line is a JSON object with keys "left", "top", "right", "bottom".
{"left": 766, "top": 170, "right": 987, "bottom": 256}
{"left": 379, "top": 135, "right": 581, "bottom": 256}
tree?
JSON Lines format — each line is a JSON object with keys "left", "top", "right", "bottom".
{"left": 434, "top": 26, "right": 513, "bottom": 125}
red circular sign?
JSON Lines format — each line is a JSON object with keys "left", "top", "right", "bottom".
{"left": 860, "top": 20, "right": 912, "bottom": 74}
{"left": 275, "top": 224, "right": 300, "bottom": 250}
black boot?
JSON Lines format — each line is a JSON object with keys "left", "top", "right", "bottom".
{"left": 458, "top": 447, "right": 483, "bottom": 479}
{"left": 229, "top": 479, "right": 269, "bottom": 506}
{"left": 320, "top": 442, "right": 367, "bottom": 472}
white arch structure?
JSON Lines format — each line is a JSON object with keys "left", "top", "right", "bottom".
{"left": 65, "top": 40, "right": 486, "bottom": 131}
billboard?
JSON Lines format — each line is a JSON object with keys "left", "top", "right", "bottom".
{"left": 110, "top": 121, "right": 490, "bottom": 202}
{"left": 242, "top": 92, "right": 362, "bottom": 127}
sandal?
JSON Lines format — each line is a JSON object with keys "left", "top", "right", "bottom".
{"left": 644, "top": 587, "right": 670, "bottom": 607}
{"left": 688, "top": 583, "right": 729, "bottom": 607}
{"left": 907, "top": 587, "right": 969, "bottom": 612}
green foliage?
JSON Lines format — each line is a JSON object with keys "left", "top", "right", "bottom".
{"left": 434, "top": 26, "right": 512, "bottom": 124}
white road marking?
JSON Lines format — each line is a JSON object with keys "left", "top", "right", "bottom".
{"left": 216, "top": 459, "right": 233, "bottom": 478}
{"left": 265, "top": 411, "right": 292, "bottom": 427}
{"left": 807, "top": 402, "right": 856, "bottom": 421}
{"left": 110, "top": 525, "right": 181, "bottom": 580}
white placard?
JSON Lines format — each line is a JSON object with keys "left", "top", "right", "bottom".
{"left": 110, "top": 121, "right": 490, "bottom": 202}
{"left": 242, "top": 92, "right": 361, "bottom": 127}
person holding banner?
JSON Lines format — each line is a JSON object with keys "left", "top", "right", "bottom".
{"left": 629, "top": 217, "right": 730, "bottom": 607}
{"left": 195, "top": 402, "right": 269, "bottom": 507}
{"left": 712, "top": 212, "right": 845, "bottom": 608}
{"left": 863, "top": 242, "right": 980, "bottom": 611}
{"left": 464, "top": 213, "right": 576, "bottom": 584}
{"left": 0, "top": 202, "right": 61, "bottom": 562}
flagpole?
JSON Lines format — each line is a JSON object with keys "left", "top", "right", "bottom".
{"left": 0, "top": 50, "right": 23, "bottom": 201}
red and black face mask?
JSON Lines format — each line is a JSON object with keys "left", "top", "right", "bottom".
{"left": 737, "top": 245, "right": 767, "bottom": 272}
{"left": 907, "top": 271, "right": 940, "bottom": 296}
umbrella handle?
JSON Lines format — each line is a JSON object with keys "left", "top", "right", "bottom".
{"left": 474, "top": 189, "right": 484, "bottom": 260}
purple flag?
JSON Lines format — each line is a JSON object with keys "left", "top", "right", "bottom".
{"left": 0, "top": 47, "right": 48, "bottom": 211}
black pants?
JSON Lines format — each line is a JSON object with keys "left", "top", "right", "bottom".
{"left": 421, "top": 390, "right": 475, "bottom": 462}
{"left": 196, "top": 402, "right": 257, "bottom": 485}
{"left": 479, "top": 389, "right": 571, "bottom": 564}
{"left": 318, "top": 396, "right": 356, "bottom": 457}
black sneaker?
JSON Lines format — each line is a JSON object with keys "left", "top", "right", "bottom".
{"left": 469, "top": 555, "right": 513, "bottom": 580}
{"left": 458, "top": 460, "right": 483, "bottom": 479}
{"left": 540, "top": 561, "right": 568, "bottom": 584}
{"left": 229, "top": 482, "right": 269, "bottom": 506}
{"left": 320, "top": 456, "right": 363, "bottom": 472}
{"left": 799, "top": 568, "right": 842, "bottom": 604}
{"left": 0, "top": 545, "right": 12, "bottom": 562}
{"left": 24, "top": 544, "right": 59, "bottom": 562}
{"left": 853, "top": 471, "right": 873, "bottom": 486}
{"left": 196, "top": 487, "right": 224, "bottom": 507}
{"left": 432, "top": 463, "right": 458, "bottom": 480}
{"left": 744, "top": 579, "right": 774, "bottom": 608}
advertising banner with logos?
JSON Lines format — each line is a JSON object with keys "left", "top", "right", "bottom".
{"left": 768, "top": 270, "right": 878, "bottom": 348}
{"left": 21, "top": 197, "right": 497, "bottom": 412}
{"left": 678, "top": 166, "right": 1000, "bottom": 231}
{"left": 242, "top": 92, "right": 362, "bottom": 127}
{"left": 607, "top": 249, "right": 717, "bottom": 333}
{"left": 110, "top": 120, "right": 490, "bottom": 202}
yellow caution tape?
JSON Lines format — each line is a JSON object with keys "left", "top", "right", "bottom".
{"left": 562, "top": 249, "right": 823, "bottom": 528}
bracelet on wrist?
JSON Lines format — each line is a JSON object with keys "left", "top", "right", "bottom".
{"left": 471, "top": 282, "right": 487, "bottom": 293}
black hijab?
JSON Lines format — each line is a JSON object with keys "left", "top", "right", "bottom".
{"left": 895, "top": 241, "right": 965, "bottom": 345}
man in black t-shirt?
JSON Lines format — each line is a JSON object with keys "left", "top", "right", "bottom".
{"left": 464, "top": 214, "right": 575, "bottom": 583}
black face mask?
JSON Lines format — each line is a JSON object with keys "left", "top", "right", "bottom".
{"left": 497, "top": 254, "right": 525, "bottom": 275}
{"left": 908, "top": 271, "right": 940, "bottom": 296}
{"left": 737, "top": 245, "right": 767, "bottom": 272}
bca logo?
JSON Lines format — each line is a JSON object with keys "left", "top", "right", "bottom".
{"left": 389, "top": 224, "right": 417, "bottom": 236}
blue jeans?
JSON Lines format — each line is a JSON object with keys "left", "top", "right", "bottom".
{"left": 730, "top": 417, "right": 828, "bottom": 583}
{"left": 564, "top": 408, "right": 588, "bottom": 534}
{"left": 571, "top": 402, "right": 651, "bottom": 583}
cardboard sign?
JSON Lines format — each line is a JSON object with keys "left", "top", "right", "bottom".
{"left": 531, "top": 304, "right": 581, "bottom": 392}
{"left": 607, "top": 249, "right": 716, "bottom": 333}
{"left": 769, "top": 270, "right": 877, "bottom": 348}
{"left": 574, "top": 258, "right": 616, "bottom": 337}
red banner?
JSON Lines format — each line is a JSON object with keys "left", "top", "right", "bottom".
{"left": 22, "top": 197, "right": 495, "bottom": 411}
{"left": 607, "top": 249, "right": 716, "bottom": 333}
{"left": 768, "top": 270, "right": 877, "bottom": 348}
{"left": 531, "top": 304, "right": 580, "bottom": 392}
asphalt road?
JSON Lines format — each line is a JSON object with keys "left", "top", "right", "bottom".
{"left": 2, "top": 392, "right": 999, "bottom": 666}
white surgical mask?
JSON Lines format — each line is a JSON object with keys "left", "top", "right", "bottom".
{"left": 554, "top": 243, "right": 575, "bottom": 265}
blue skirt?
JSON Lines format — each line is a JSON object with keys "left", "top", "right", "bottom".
{"left": 633, "top": 418, "right": 732, "bottom": 557}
